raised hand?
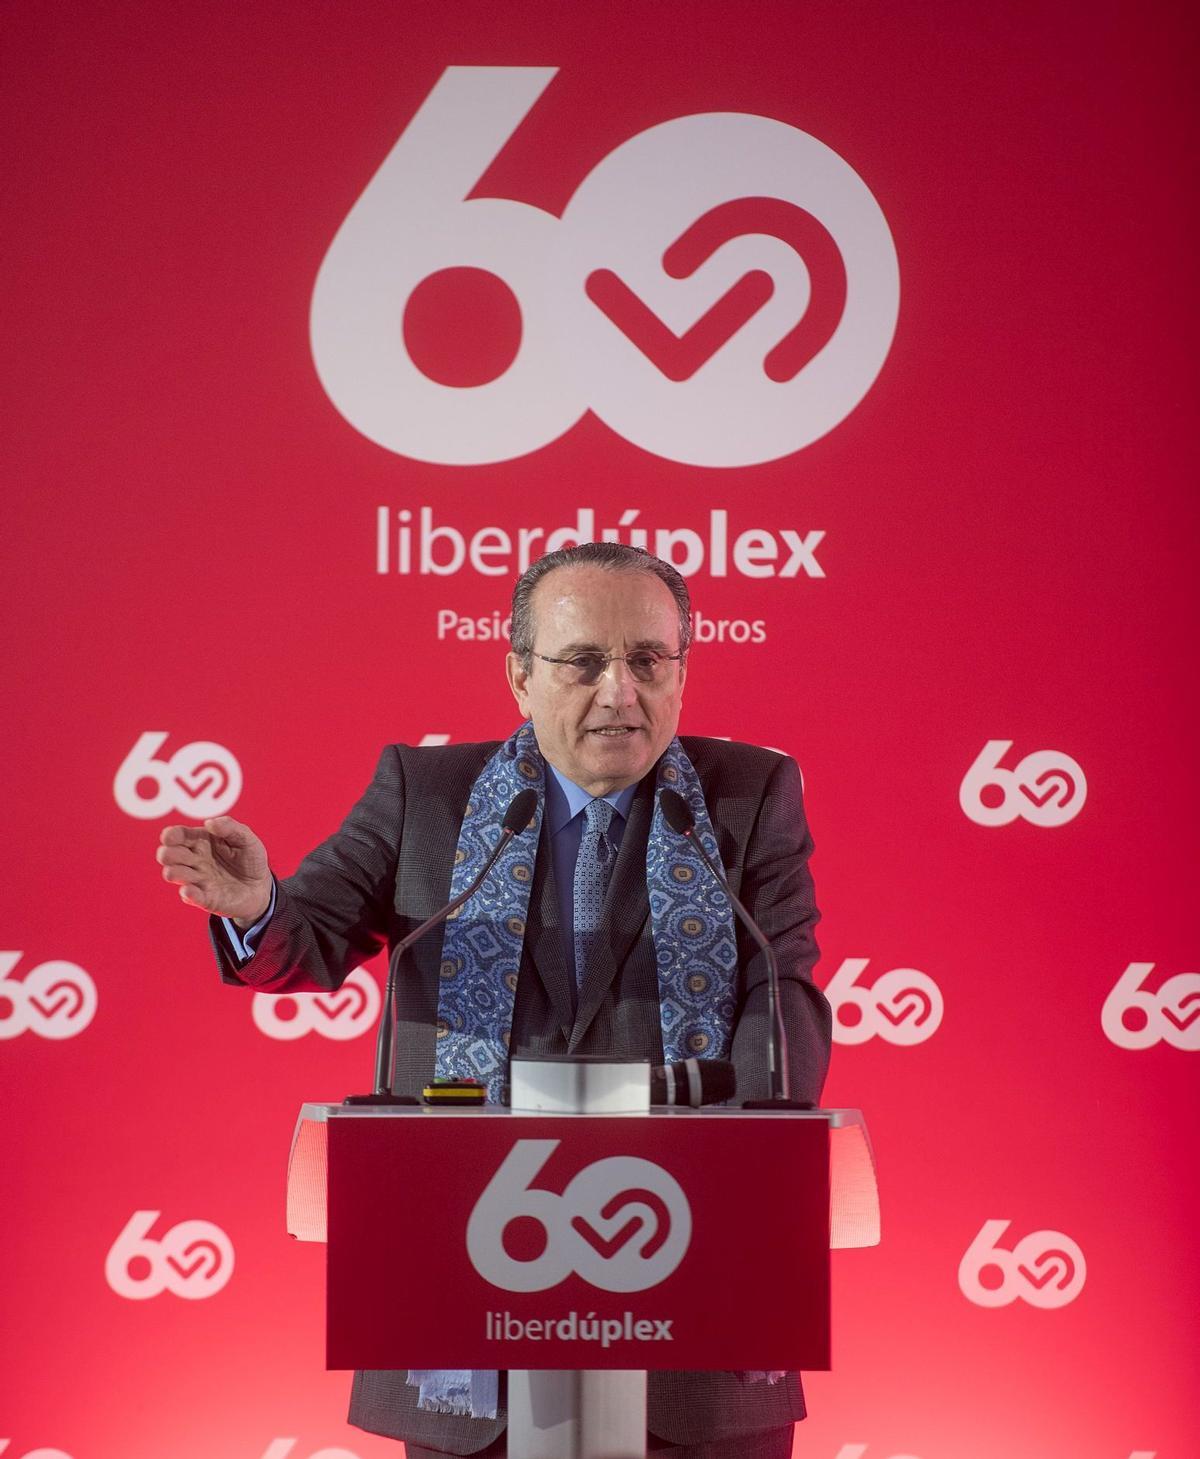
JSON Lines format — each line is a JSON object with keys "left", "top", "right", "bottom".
{"left": 157, "top": 816, "right": 273, "bottom": 926}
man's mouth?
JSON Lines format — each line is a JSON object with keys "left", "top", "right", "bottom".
{"left": 588, "top": 726, "right": 639, "bottom": 737}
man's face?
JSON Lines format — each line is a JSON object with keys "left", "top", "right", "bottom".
{"left": 506, "top": 565, "right": 688, "bottom": 796}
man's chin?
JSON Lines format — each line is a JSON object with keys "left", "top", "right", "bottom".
{"left": 578, "top": 731, "right": 652, "bottom": 789}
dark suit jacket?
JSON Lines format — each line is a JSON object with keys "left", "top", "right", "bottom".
{"left": 214, "top": 736, "right": 830, "bottom": 1451}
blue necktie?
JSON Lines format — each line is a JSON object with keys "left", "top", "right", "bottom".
{"left": 573, "top": 798, "right": 617, "bottom": 988}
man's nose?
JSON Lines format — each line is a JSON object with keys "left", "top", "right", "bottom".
{"left": 593, "top": 657, "right": 638, "bottom": 707}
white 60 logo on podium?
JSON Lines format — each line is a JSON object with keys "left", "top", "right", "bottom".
{"left": 0, "top": 953, "right": 97, "bottom": 1040}
{"left": 113, "top": 731, "right": 242, "bottom": 819}
{"left": 467, "top": 1139, "right": 691, "bottom": 1292}
{"left": 1101, "top": 962, "right": 1200, "bottom": 1050}
{"left": 957, "top": 1219, "right": 1086, "bottom": 1308}
{"left": 105, "top": 1210, "right": 234, "bottom": 1300}
{"left": 253, "top": 967, "right": 381, "bottom": 1040}
{"left": 311, "top": 66, "right": 899, "bottom": 468}
{"left": 959, "top": 740, "right": 1086, "bottom": 827}
{"left": 824, "top": 958, "right": 943, "bottom": 1046}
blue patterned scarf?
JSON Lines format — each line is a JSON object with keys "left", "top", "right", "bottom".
{"left": 432, "top": 722, "right": 739, "bottom": 1100}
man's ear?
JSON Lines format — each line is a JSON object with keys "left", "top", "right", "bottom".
{"left": 506, "top": 652, "right": 531, "bottom": 715}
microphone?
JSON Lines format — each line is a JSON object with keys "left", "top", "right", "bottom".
{"left": 344, "top": 788, "right": 539, "bottom": 1105}
{"left": 659, "top": 788, "right": 798, "bottom": 1107}
{"left": 499, "top": 788, "right": 540, "bottom": 836}
{"left": 651, "top": 1057, "right": 736, "bottom": 1107}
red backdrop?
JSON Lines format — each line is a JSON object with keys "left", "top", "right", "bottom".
{"left": 2, "top": 2, "right": 1196, "bottom": 1457}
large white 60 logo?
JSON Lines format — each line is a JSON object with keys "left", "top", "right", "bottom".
{"left": 1101, "top": 962, "right": 1200, "bottom": 1050}
{"left": 311, "top": 66, "right": 899, "bottom": 467}
{"left": 0, "top": 953, "right": 97, "bottom": 1039}
{"left": 959, "top": 740, "right": 1087, "bottom": 827}
{"left": 957, "top": 1219, "right": 1086, "bottom": 1308}
{"left": 825, "top": 958, "right": 942, "bottom": 1046}
{"left": 105, "top": 1210, "right": 234, "bottom": 1300}
{"left": 467, "top": 1139, "right": 691, "bottom": 1293}
{"left": 113, "top": 732, "right": 242, "bottom": 819}
{"left": 252, "top": 967, "right": 382, "bottom": 1040}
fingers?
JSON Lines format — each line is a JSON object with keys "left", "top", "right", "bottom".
{"left": 204, "top": 816, "right": 256, "bottom": 845}
{"left": 160, "top": 823, "right": 209, "bottom": 848}
{"left": 160, "top": 853, "right": 212, "bottom": 899}
{"left": 161, "top": 859, "right": 199, "bottom": 885}
{"left": 161, "top": 818, "right": 258, "bottom": 848}
{"left": 156, "top": 847, "right": 214, "bottom": 904}
{"left": 177, "top": 883, "right": 214, "bottom": 911}
{"left": 158, "top": 838, "right": 211, "bottom": 893}
{"left": 158, "top": 817, "right": 266, "bottom": 918}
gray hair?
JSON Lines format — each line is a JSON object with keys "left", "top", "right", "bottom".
{"left": 509, "top": 542, "right": 692, "bottom": 665}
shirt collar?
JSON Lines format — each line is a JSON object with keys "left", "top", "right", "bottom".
{"left": 545, "top": 762, "right": 639, "bottom": 836}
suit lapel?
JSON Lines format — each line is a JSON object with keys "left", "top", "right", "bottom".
{"left": 570, "top": 773, "right": 654, "bottom": 1049}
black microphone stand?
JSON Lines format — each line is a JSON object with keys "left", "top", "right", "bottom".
{"left": 344, "top": 789, "right": 538, "bottom": 1105}
{"left": 660, "top": 789, "right": 813, "bottom": 1110}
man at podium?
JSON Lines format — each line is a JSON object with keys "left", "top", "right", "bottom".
{"left": 157, "top": 541, "right": 831, "bottom": 1459}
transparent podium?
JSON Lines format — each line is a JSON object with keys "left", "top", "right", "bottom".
{"left": 286, "top": 1059, "right": 879, "bottom": 1459}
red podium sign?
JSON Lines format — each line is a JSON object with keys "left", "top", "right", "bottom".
{"left": 326, "top": 1110, "right": 830, "bottom": 1370}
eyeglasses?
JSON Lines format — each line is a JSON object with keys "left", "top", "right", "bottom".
{"left": 532, "top": 650, "right": 685, "bottom": 686}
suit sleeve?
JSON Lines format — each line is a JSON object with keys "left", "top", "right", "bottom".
{"left": 730, "top": 752, "right": 831, "bottom": 1105}
{"left": 209, "top": 745, "right": 405, "bottom": 992}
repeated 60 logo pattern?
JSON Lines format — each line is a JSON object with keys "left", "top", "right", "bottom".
{"left": 105, "top": 1211, "right": 235, "bottom": 1300}
{"left": 113, "top": 732, "right": 242, "bottom": 820}
{"left": 252, "top": 967, "right": 382, "bottom": 1041}
{"left": 833, "top": 1447, "right": 923, "bottom": 1459}
{"left": 824, "top": 958, "right": 943, "bottom": 1046}
{"left": 957, "top": 1219, "right": 1086, "bottom": 1308}
{"left": 1101, "top": 963, "right": 1200, "bottom": 1051}
{"left": 259, "top": 1444, "right": 365, "bottom": 1459}
{"left": 959, "top": 741, "right": 1087, "bottom": 827}
{"left": 0, "top": 953, "right": 97, "bottom": 1040}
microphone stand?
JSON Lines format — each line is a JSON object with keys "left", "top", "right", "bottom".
{"left": 344, "top": 790, "right": 538, "bottom": 1105}
{"left": 660, "top": 789, "right": 813, "bottom": 1110}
